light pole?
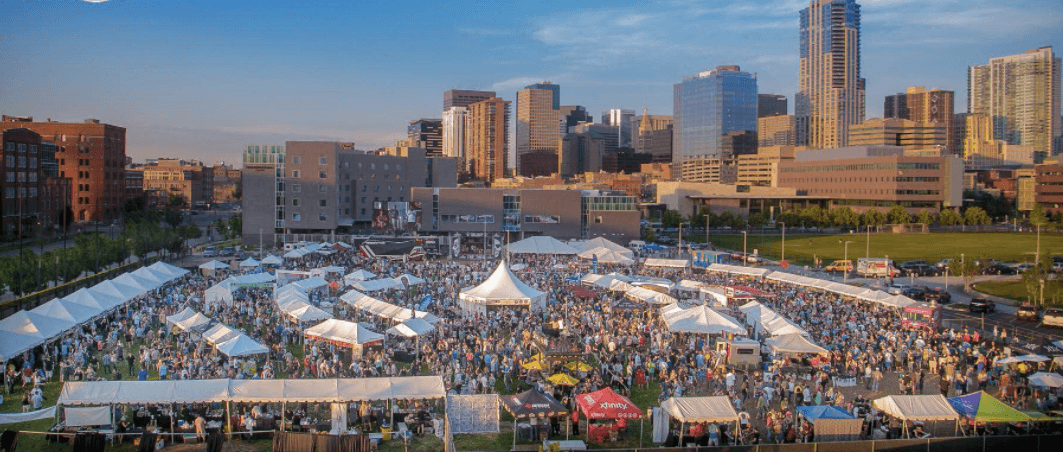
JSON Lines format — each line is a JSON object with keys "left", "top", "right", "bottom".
{"left": 866, "top": 225, "right": 871, "bottom": 258}
{"left": 779, "top": 222, "right": 785, "bottom": 264}
{"left": 678, "top": 222, "right": 684, "bottom": 256}
{"left": 705, "top": 214, "right": 710, "bottom": 248}
{"left": 843, "top": 240, "right": 854, "bottom": 282}
{"left": 742, "top": 231, "right": 748, "bottom": 267}
{"left": 1036, "top": 225, "right": 1041, "bottom": 265}
{"left": 1040, "top": 279, "right": 1045, "bottom": 307}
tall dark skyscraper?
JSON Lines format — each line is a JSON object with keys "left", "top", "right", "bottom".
{"left": 443, "top": 90, "right": 497, "bottom": 110}
{"left": 796, "top": 0, "right": 865, "bottom": 149}
{"left": 758, "top": 94, "right": 788, "bottom": 118}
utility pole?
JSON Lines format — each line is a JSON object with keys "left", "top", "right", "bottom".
{"left": 780, "top": 222, "right": 785, "bottom": 263}
{"left": 705, "top": 214, "right": 710, "bottom": 247}
{"left": 843, "top": 241, "right": 854, "bottom": 282}
{"left": 866, "top": 225, "right": 871, "bottom": 258}
{"left": 742, "top": 231, "right": 748, "bottom": 267}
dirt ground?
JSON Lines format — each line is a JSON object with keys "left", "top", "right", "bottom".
{"left": 158, "top": 442, "right": 265, "bottom": 452}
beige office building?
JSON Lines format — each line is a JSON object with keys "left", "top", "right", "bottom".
{"left": 736, "top": 146, "right": 795, "bottom": 187}
{"left": 466, "top": 97, "right": 511, "bottom": 184}
{"left": 758, "top": 115, "right": 796, "bottom": 147}
{"left": 515, "top": 82, "right": 561, "bottom": 176}
{"left": 848, "top": 118, "right": 947, "bottom": 151}
{"left": 968, "top": 47, "right": 1061, "bottom": 155}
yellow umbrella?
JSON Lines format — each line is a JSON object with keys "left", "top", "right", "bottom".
{"left": 547, "top": 373, "right": 579, "bottom": 386}
{"left": 522, "top": 361, "right": 548, "bottom": 371}
{"left": 530, "top": 353, "right": 544, "bottom": 362}
{"left": 564, "top": 361, "right": 592, "bottom": 372}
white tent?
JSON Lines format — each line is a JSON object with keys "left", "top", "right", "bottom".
{"left": 661, "top": 305, "right": 746, "bottom": 335}
{"left": 344, "top": 269, "right": 377, "bottom": 284}
{"left": 277, "top": 298, "right": 333, "bottom": 323}
{"left": 572, "top": 237, "right": 631, "bottom": 254}
{"left": 305, "top": 319, "right": 384, "bottom": 355}
{"left": 1028, "top": 372, "right": 1063, "bottom": 388}
{"left": 660, "top": 396, "right": 739, "bottom": 423}
{"left": 738, "top": 301, "right": 809, "bottom": 337}
{"left": 625, "top": 286, "right": 678, "bottom": 305}
{"left": 764, "top": 334, "right": 829, "bottom": 356}
{"left": 342, "top": 291, "right": 439, "bottom": 323}
{"left": 199, "top": 260, "right": 230, "bottom": 271}
{"left": 204, "top": 282, "right": 235, "bottom": 308}
{"left": 578, "top": 247, "right": 635, "bottom": 265}
{"left": 147, "top": 261, "right": 190, "bottom": 279}
{"left": 60, "top": 288, "right": 112, "bottom": 311}
{"left": 90, "top": 280, "right": 143, "bottom": 302}
{"left": 386, "top": 318, "right": 436, "bottom": 338}
{"left": 172, "top": 312, "right": 212, "bottom": 332}
{"left": 0, "top": 310, "right": 73, "bottom": 361}
{"left": 310, "top": 266, "right": 346, "bottom": 278}
{"left": 644, "top": 258, "right": 690, "bottom": 268}
{"left": 203, "top": 324, "right": 241, "bottom": 345}
{"left": 31, "top": 298, "right": 101, "bottom": 327}
{"left": 290, "top": 276, "right": 329, "bottom": 292}
{"left": 111, "top": 273, "right": 157, "bottom": 294}
{"left": 872, "top": 395, "right": 960, "bottom": 421}
{"left": 239, "top": 257, "right": 260, "bottom": 268}
{"left": 458, "top": 261, "right": 547, "bottom": 313}
{"left": 506, "top": 236, "right": 579, "bottom": 255}
{"left": 395, "top": 273, "right": 426, "bottom": 286}
{"left": 353, "top": 278, "right": 403, "bottom": 292}
{"left": 165, "top": 307, "right": 197, "bottom": 327}
{"left": 261, "top": 255, "right": 283, "bottom": 266}
{"left": 216, "top": 335, "right": 269, "bottom": 357}
{"left": 131, "top": 267, "right": 171, "bottom": 288}
{"left": 704, "top": 263, "right": 772, "bottom": 277}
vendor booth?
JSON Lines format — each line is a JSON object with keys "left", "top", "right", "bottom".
{"left": 796, "top": 405, "right": 862, "bottom": 441}
{"left": 506, "top": 236, "right": 579, "bottom": 255}
{"left": 873, "top": 394, "right": 961, "bottom": 438}
{"left": 660, "top": 305, "right": 746, "bottom": 336}
{"left": 948, "top": 391, "right": 1031, "bottom": 429}
{"left": 576, "top": 388, "right": 642, "bottom": 444}
{"left": 500, "top": 389, "right": 568, "bottom": 447}
{"left": 305, "top": 319, "right": 384, "bottom": 357}
{"left": 659, "top": 396, "right": 739, "bottom": 446}
{"left": 458, "top": 261, "right": 547, "bottom": 315}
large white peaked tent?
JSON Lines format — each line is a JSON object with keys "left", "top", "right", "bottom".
{"left": 261, "top": 255, "right": 283, "bottom": 266}
{"left": 661, "top": 305, "right": 746, "bottom": 335}
{"left": 458, "top": 261, "right": 547, "bottom": 314}
{"left": 216, "top": 335, "right": 269, "bottom": 357}
{"left": 506, "top": 236, "right": 579, "bottom": 255}
{"left": 578, "top": 247, "right": 635, "bottom": 265}
{"left": 31, "top": 298, "right": 101, "bottom": 326}
{"left": 572, "top": 237, "right": 631, "bottom": 255}
{"left": 305, "top": 319, "right": 384, "bottom": 356}
{"left": 764, "top": 334, "right": 828, "bottom": 356}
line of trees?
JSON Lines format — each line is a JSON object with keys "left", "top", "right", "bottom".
{"left": 654, "top": 205, "right": 996, "bottom": 230}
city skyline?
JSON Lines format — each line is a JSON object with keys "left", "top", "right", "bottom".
{"left": 1, "top": 0, "right": 1060, "bottom": 164}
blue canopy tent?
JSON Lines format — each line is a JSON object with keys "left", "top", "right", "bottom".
{"left": 797, "top": 405, "right": 862, "bottom": 442}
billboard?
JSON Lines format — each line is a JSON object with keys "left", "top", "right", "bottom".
{"left": 372, "top": 202, "right": 422, "bottom": 234}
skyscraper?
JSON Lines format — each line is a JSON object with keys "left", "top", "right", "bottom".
{"left": 559, "top": 106, "right": 591, "bottom": 133}
{"left": 968, "top": 47, "right": 1061, "bottom": 155}
{"left": 796, "top": 0, "right": 866, "bottom": 149}
{"left": 466, "top": 97, "right": 511, "bottom": 183}
{"left": 441, "top": 107, "right": 467, "bottom": 161}
{"left": 883, "top": 87, "right": 955, "bottom": 153}
{"left": 601, "top": 109, "right": 636, "bottom": 148}
{"left": 407, "top": 119, "right": 442, "bottom": 157}
{"left": 758, "top": 94, "right": 788, "bottom": 118}
{"left": 515, "top": 81, "right": 561, "bottom": 176}
{"left": 443, "top": 89, "right": 496, "bottom": 110}
{"left": 673, "top": 65, "right": 758, "bottom": 180}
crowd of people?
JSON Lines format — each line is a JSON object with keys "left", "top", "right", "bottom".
{"left": 2, "top": 241, "right": 1062, "bottom": 446}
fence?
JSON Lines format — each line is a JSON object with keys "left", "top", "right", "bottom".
{"left": 464, "top": 435, "right": 1062, "bottom": 452}
{"left": 941, "top": 315, "right": 1063, "bottom": 344}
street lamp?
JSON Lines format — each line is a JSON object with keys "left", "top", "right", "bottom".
{"left": 866, "top": 225, "right": 871, "bottom": 258}
{"left": 742, "top": 231, "right": 748, "bottom": 267}
{"left": 704, "top": 214, "right": 710, "bottom": 248}
{"left": 1040, "top": 279, "right": 1045, "bottom": 307}
{"left": 779, "top": 222, "right": 785, "bottom": 264}
{"left": 843, "top": 240, "right": 854, "bottom": 282}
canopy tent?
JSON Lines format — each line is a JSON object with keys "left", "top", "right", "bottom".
{"left": 352, "top": 278, "right": 403, "bottom": 292}
{"left": 129, "top": 267, "right": 169, "bottom": 288}
{"left": 576, "top": 388, "right": 642, "bottom": 419}
{"left": 578, "top": 247, "right": 635, "bottom": 265}
{"left": 343, "top": 269, "right": 377, "bottom": 284}
{"left": 612, "top": 298, "right": 645, "bottom": 310}
{"left": 500, "top": 389, "right": 568, "bottom": 418}
{"left": 204, "top": 282, "right": 235, "bottom": 308}
{"left": 459, "top": 261, "right": 547, "bottom": 313}
{"left": 342, "top": 291, "right": 439, "bottom": 324}
{"left": 644, "top": 258, "right": 690, "bottom": 269}
{"left": 261, "top": 255, "right": 283, "bottom": 266}
{"left": 566, "top": 285, "right": 597, "bottom": 299}
{"left": 147, "top": 261, "right": 190, "bottom": 280}
{"left": 90, "top": 279, "right": 144, "bottom": 303}
{"left": 661, "top": 305, "right": 746, "bottom": 335}
{"left": 31, "top": 298, "right": 102, "bottom": 327}
{"left": 395, "top": 273, "right": 426, "bottom": 287}
{"left": 873, "top": 395, "right": 960, "bottom": 421}
{"left": 58, "top": 377, "right": 446, "bottom": 405}
{"left": 738, "top": 301, "right": 809, "bottom": 337}
{"left": 0, "top": 311, "right": 73, "bottom": 361}
{"left": 203, "top": 324, "right": 241, "bottom": 345}
{"left": 110, "top": 274, "right": 157, "bottom": 295}
{"left": 547, "top": 373, "right": 579, "bottom": 386}
{"left": 625, "top": 286, "right": 678, "bottom": 305}
{"left": 1028, "top": 372, "right": 1063, "bottom": 388}
{"left": 704, "top": 263, "right": 772, "bottom": 277}
{"left": 305, "top": 319, "right": 384, "bottom": 355}
{"left": 629, "top": 276, "right": 675, "bottom": 291}
{"left": 172, "top": 312, "right": 212, "bottom": 332}
{"left": 216, "top": 334, "right": 269, "bottom": 357}
{"left": 64, "top": 406, "right": 112, "bottom": 427}
{"left": 239, "top": 257, "right": 261, "bottom": 268}
{"left": 289, "top": 276, "right": 329, "bottom": 292}
{"left": 310, "top": 266, "right": 346, "bottom": 278}
{"left": 660, "top": 396, "right": 738, "bottom": 423}
{"left": 571, "top": 237, "right": 631, "bottom": 255}
{"left": 228, "top": 272, "right": 276, "bottom": 287}
{"left": 797, "top": 406, "right": 862, "bottom": 442}
{"left": 948, "top": 391, "right": 1031, "bottom": 423}
{"left": 386, "top": 318, "right": 436, "bottom": 338}
{"left": 764, "top": 334, "right": 829, "bottom": 356}
{"left": 67, "top": 286, "right": 125, "bottom": 311}
{"left": 506, "top": 236, "right": 579, "bottom": 255}
{"left": 165, "top": 307, "right": 197, "bottom": 326}
{"left": 279, "top": 299, "right": 334, "bottom": 323}
{"left": 199, "top": 260, "right": 230, "bottom": 271}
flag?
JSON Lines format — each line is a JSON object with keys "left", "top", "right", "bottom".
{"left": 419, "top": 295, "right": 435, "bottom": 311}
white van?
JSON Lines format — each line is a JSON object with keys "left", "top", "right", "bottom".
{"left": 1044, "top": 308, "right": 1063, "bottom": 328}
{"left": 203, "top": 246, "right": 218, "bottom": 257}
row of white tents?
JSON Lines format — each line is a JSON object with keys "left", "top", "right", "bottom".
{"left": 164, "top": 307, "right": 269, "bottom": 357}
{"left": 0, "top": 262, "right": 189, "bottom": 362}
{"left": 703, "top": 263, "right": 919, "bottom": 309}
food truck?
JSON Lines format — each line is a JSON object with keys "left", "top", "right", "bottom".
{"left": 902, "top": 302, "right": 942, "bottom": 329}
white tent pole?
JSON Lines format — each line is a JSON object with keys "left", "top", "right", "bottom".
{"left": 226, "top": 401, "right": 232, "bottom": 440}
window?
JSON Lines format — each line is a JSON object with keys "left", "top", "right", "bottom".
{"left": 345, "top": 208, "right": 350, "bottom": 215}
{"left": 292, "top": 199, "right": 300, "bottom": 206}
{"left": 28, "top": 173, "right": 36, "bottom": 183}
{"left": 29, "top": 158, "right": 36, "bottom": 169}
{"left": 319, "top": 157, "right": 327, "bottom": 165}
{"left": 5, "top": 156, "right": 12, "bottom": 166}
{"left": 29, "top": 145, "right": 37, "bottom": 154}
{"left": 361, "top": 197, "right": 366, "bottom": 203}
{"left": 595, "top": 216, "right": 603, "bottom": 224}
{"left": 319, "top": 185, "right": 327, "bottom": 193}
{"left": 361, "top": 208, "right": 366, "bottom": 215}
{"left": 17, "top": 156, "right": 25, "bottom": 168}
{"left": 5, "top": 172, "right": 12, "bottom": 182}
{"left": 292, "top": 156, "right": 301, "bottom": 164}
{"left": 319, "top": 199, "right": 326, "bottom": 207}
{"left": 396, "top": 164, "right": 401, "bottom": 171}
{"left": 4, "top": 188, "right": 13, "bottom": 198}
{"left": 370, "top": 163, "right": 376, "bottom": 170}
{"left": 17, "top": 144, "right": 26, "bottom": 153}
{"left": 292, "top": 184, "right": 301, "bottom": 192}
{"left": 291, "top": 170, "right": 300, "bottom": 178}
{"left": 319, "top": 213, "right": 327, "bottom": 221}
{"left": 319, "top": 171, "right": 327, "bottom": 179}
{"left": 292, "top": 213, "right": 301, "bottom": 221}
{"left": 3, "top": 142, "right": 12, "bottom": 153}
{"left": 524, "top": 215, "right": 561, "bottom": 224}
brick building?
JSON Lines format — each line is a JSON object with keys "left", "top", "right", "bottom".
{"left": 2, "top": 128, "right": 71, "bottom": 237}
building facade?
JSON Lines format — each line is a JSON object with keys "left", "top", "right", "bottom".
{"left": 559, "top": 132, "right": 606, "bottom": 177}
{"left": 0, "top": 116, "right": 127, "bottom": 223}
{"left": 673, "top": 65, "right": 758, "bottom": 179}
{"left": 758, "top": 115, "right": 796, "bottom": 147}
{"left": 466, "top": 97, "right": 511, "bottom": 184}
{"left": 406, "top": 119, "right": 443, "bottom": 157}
{"left": 2, "top": 129, "right": 70, "bottom": 237}
{"left": 443, "top": 89, "right": 496, "bottom": 110}
{"left": 601, "top": 109, "right": 636, "bottom": 148}
{"left": 848, "top": 118, "right": 947, "bottom": 151}
{"left": 515, "top": 82, "right": 561, "bottom": 176}
{"left": 140, "top": 158, "right": 215, "bottom": 209}
{"left": 1035, "top": 163, "right": 1063, "bottom": 214}
{"left": 559, "top": 106, "right": 591, "bottom": 133}
{"left": 758, "top": 94, "right": 788, "bottom": 118}
{"left": 411, "top": 187, "right": 639, "bottom": 243}
{"left": 968, "top": 47, "right": 1061, "bottom": 156}
{"left": 442, "top": 107, "right": 467, "bottom": 163}
{"left": 796, "top": 0, "right": 866, "bottom": 149}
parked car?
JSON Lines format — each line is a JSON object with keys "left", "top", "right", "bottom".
{"left": 886, "top": 283, "right": 911, "bottom": 295}
{"left": 824, "top": 260, "right": 853, "bottom": 272}
{"left": 900, "top": 260, "right": 928, "bottom": 269}
{"left": 1053, "top": 262, "right": 1063, "bottom": 273}
{"left": 922, "top": 287, "right": 951, "bottom": 303}
{"left": 983, "top": 264, "right": 1017, "bottom": 275}
{"left": 935, "top": 258, "right": 954, "bottom": 269}
{"left": 1013, "top": 263, "right": 1035, "bottom": 273}
{"left": 969, "top": 298, "right": 996, "bottom": 313}
{"left": 903, "top": 264, "right": 941, "bottom": 276}
{"left": 1045, "top": 308, "right": 1063, "bottom": 328}
{"left": 203, "top": 246, "right": 217, "bottom": 257}
{"left": 901, "top": 286, "right": 927, "bottom": 300}
{"left": 1016, "top": 304, "right": 1040, "bottom": 322}
{"left": 219, "top": 247, "right": 236, "bottom": 256}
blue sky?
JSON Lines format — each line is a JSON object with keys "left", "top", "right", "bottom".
{"left": 1, "top": 0, "right": 1060, "bottom": 164}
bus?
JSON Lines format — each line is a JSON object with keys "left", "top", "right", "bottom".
{"left": 902, "top": 304, "right": 942, "bottom": 329}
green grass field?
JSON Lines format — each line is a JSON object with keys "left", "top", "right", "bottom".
{"left": 974, "top": 280, "right": 1063, "bottom": 304}
{"left": 695, "top": 232, "right": 1063, "bottom": 266}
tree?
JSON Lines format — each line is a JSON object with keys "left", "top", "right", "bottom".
{"left": 887, "top": 205, "right": 911, "bottom": 225}
{"left": 1020, "top": 260, "right": 1055, "bottom": 305}
{"left": 939, "top": 209, "right": 963, "bottom": 227}
{"left": 748, "top": 212, "right": 768, "bottom": 228}
{"left": 860, "top": 209, "right": 886, "bottom": 227}
{"left": 641, "top": 227, "right": 657, "bottom": 243}
{"left": 831, "top": 207, "right": 860, "bottom": 228}
{"left": 661, "top": 210, "right": 683, "bottom": 228}
{"left": 800, "top": 206, "right": 830, "bottom": 228}
{"left": 914, "top": 209, "right": 935, "bottom": 226}
{"left": 964, "top": 206, "right": 992, "bottom": 227}
{"left": 948, "top": 255, "right": 987, "bottom": 292}
{"left": 1030, "top": 203, "right": 1049, "bottom": 228}
{"left": 776, "top": 209, "right": 801, "bottom": 228}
